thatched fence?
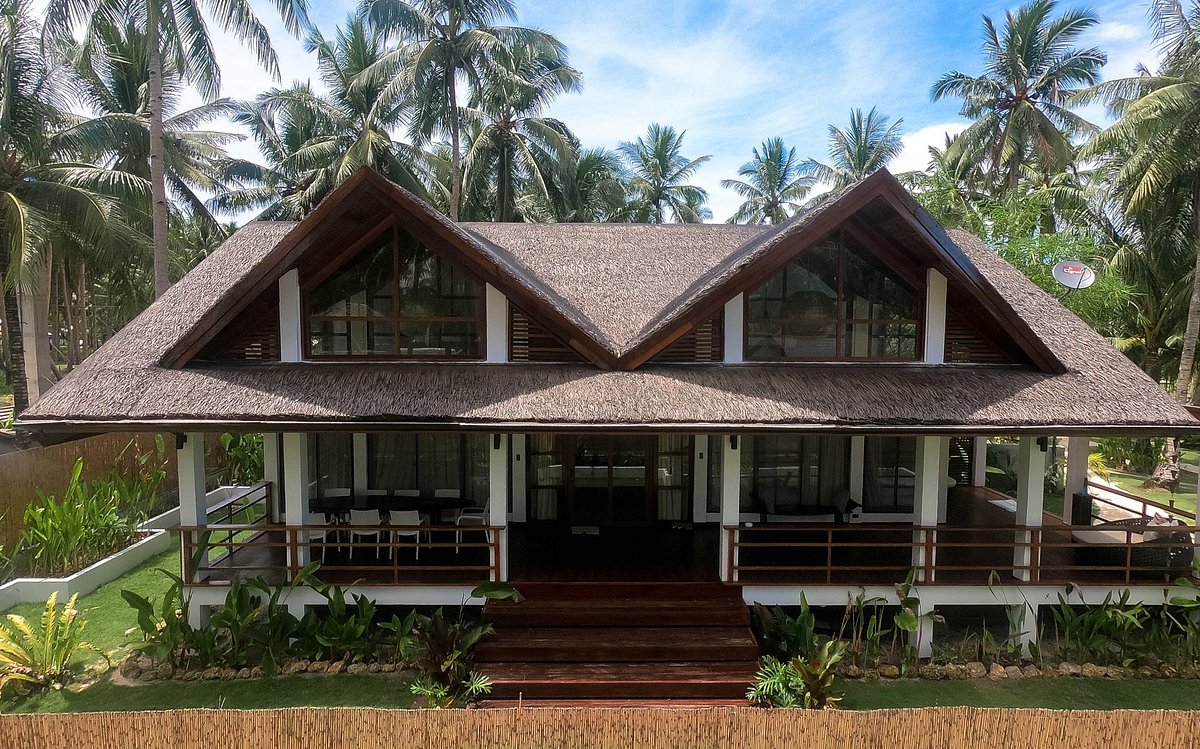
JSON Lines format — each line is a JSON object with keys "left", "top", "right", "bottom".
{"left": 1, "top": 707, "right": 1197, "bottom": 748}
{"left": 0, "top": 432, "right": 234, "bottom": 549}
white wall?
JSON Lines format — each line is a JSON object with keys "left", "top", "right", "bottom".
{"left": 723, "top": 294, "right": 744, "bottom": 364}
{"left": 485, "top": 284, "right": 508, "bottom": 363}
{"left": 924, "top": 268, "right": 947, "bottom": 364}
{"left": 278, "top": 269, "right": 302, "bottom": 362}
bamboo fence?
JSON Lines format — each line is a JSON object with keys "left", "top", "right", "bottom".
{"left": 1, "top": 707, "right": 1197, "bottom": 749}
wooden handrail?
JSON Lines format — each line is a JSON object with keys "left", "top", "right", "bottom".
{"left": 1085, "top": 480, "right": 1196, "bottom": 521}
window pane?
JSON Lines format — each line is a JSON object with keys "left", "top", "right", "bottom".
{"left": 308, "top": 229, "right": 483, "bottom": 358}
{"left": 743, "top": 434, "right": 850, "bottom": 514}
{"left": 862, "top": 436, "right": 916, "bottom": 512}
{"left": 744, "top": 234, "right": 919, "bottom": 361}
{"left": 308, "top": 433, "right": 352, "bottom": 498}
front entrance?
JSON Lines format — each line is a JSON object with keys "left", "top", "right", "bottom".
{"left": 569, "top": 435, "right": 651, "bottom": 526}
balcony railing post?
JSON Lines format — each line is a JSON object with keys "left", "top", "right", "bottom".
{"left": 825, "top": 528, "right": 833, "bottom": 584}
{"left": 288, "top": 527, "right": 299, "bottom": 582}
{"left": 1030, "top": 528, "right": 1041, "bottom": 583}
{"left": 923, "top": 528, "right": 935, "bottom": 583}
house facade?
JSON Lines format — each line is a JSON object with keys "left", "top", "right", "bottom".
{"left": 18, "top": 167, "right": 1200, "bottom": 656}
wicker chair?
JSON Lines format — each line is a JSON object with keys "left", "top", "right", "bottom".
{"left": 1074, "top": 517, "right": 1196, "bottom": 576}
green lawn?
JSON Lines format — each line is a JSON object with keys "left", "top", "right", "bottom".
{"left": 1, "top": 549, "right": 180, "bottom": 669}
{"left": 1105, "top": 470, "right": 1197, "bottom": 518}
{"left": 841, "top": 678, "right": 1200, "bottom": 710}
{"left": 7, "top": 673, "right": 415, "bottom": 713}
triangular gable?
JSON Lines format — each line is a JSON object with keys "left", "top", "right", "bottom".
{"left": 165, "top": 168, "right": 616, "bottom": 369}
{"left": 619, "top": 170, "right": 1064, "bottom": 373}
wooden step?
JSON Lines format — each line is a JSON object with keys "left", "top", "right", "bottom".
{"left": 482, "top": 662, "right": 759, "bottom": 700}
{"left": 485, "top": 599, "right": 750, "bottom": 628}
{"left": 476, "top": 626, "right": 759, "bottom": 663}
{"left": 508, "top": 581, "right": 742, "bottom": 602}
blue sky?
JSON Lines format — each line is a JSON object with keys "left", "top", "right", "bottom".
{"left": 198, "top": 0, "right": 1163, "bottom": 221}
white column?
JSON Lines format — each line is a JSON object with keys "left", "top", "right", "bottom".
{"left": 263, "top": 433, "right": 282, "bottom": 522}
{"left": 282, "top": 433, "right": 310, "bottom": 567}
{"left": 1064, "top": 435, "right": 1089, "bottom": 525}
{"left": 279, "top": 269, "right": 302, "bottom": 362}
{"left": 489, "top": 434, "right": 509, "bottom": 580}
{"left": 848, "top": 437, "right": 865, "bottom": 506}
{"left": 912, "top": 435, "right": 941, "bottom": 581}
{"left": 1013, "top": 435, "right": 1046, "bottom": 582}
{"left": 723, "top": 294, "right": 744, "bottom": 364}
{"left": 485, "top": 284, "right": 508, "bottom": 363}
{"left": 719, "top": 435, "right": 742, "bottom": 581}
{"left": 177, "top": 433, "right": 206, "bottom": 608}
{"left": 692, "top": 436, "right": 709, "bottom": 523}
{"left": 971, "top": 436, "right": 988, "bottom": 487}
{"left": 352, "top": 433, "right": 369, "bottom": 495}
{"left": 509, "top": 434, "right": 527, "bottom": 523}
{"left": 937, "top": 436, "right": 951, "bottom": 524}
{"left": 923, "top": 269, "right": 948, "bottom": 364}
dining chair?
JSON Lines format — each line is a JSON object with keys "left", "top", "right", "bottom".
{"left": 348, "top": 508, "right": 382, "bottom": 560}
{"left": 455, "top": 506, "right": 487, "bottom": 554}
{"left": 304, "top": 511, "right": 339, "bottom": 563}
{"left": 387, "top": 509, "right": 428, "bottom": 561}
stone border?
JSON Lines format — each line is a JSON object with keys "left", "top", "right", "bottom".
{"left": 840, "top": 660, "right": 1200, "bottom": 680}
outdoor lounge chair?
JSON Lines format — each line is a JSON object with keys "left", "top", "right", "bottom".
{"left": 1072, "top": 517, "right": 1196, "bottom": 576}
{"left": 387, "top": 509, "right": 428, "bottom": 561}
{"left": 348, "top": 508, "right": 383, "bottom": 560}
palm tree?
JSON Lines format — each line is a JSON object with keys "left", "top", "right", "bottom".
{"left": 1, "top": 0, "right": 147, "bottom": 414}
{"left": 215, "top": 83, "right": 337, "bottom": 221}
{"left": 619, "top": 123, "right": 711, "bottom": 223}
{"left": 361, "top": 0, "right": 566, "bottom": 222}
{"left": 931, "top": 0, "right": 1105, "bottom": 193}
{"left": 463, "top": 39, "right": 581, "bottom": 221}
{"left": 1081, "top": 1, "right": 1200, "bottom": 402}
{"left": 222, "top": 18, "right": 429, "bottom": 221}
{"left": 59, "top": 19, "right": 247, "bottom": 237}
{"left": 721, "top": 138, "right": 815, "bottom": 224}
{"left": 801, "top": 107, "right": 904, "bottom": 190}
{"left": 44, "top": 0, "right": 310, "bottom": 298}
{"left": 540, "top": 146, "right": 629, "bottom": 223}
{"left": 899, "top": 134, "right": 988, "bottom": 234}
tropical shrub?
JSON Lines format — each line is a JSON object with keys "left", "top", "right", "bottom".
{"left": 1050, "top": 591, "right": 1150, "bottom": 666}
{"left": 747, "top": 640, "right": 846, "bottom": 709}
{"left": 218, "top": 433, "right": 264, "bottom": 485}
{"left": 752, "top": 594, "right": 818, "bottom": 660}
{"left": 294, "top": 584, "right": 383, "bottom": 664}
{"left": 836, "top": 590, "right": 891, "bottom": 668}
{"left": 19, "top": 441, "right": 167, "bottom": 578}
{"left": 1094, "top": 437, "right": 1163, "bottom": 475}
{"left": 0, "top": 592, "right": 103, "bottom": 699}
{"left": 405, "top": 605, "right": 494, "bottom": 705}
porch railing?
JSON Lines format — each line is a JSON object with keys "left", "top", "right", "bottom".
{"left": 724, "top": 521, "right": 1199, "bottom": 586}
{"left": 1084, "top": 481, "right": 1197, "bottom": 523}
{"left": 178, "top": 522, "right": 503, "bottom": 587}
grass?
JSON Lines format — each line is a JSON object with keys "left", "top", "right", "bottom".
{"left": 1105, "top": 470, "right": 1197, "bottom": 518}
{"left": 1, "top": 549, "right": 180, "bottom": 669}
{"left": 841, "top": 678, "right": 1200, "bottom": 710}
{"left": 7, "top": 673, "right": 416, "bottom": 713}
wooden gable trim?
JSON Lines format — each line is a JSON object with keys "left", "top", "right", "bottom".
{"left": 620, "top": 170, "right": 1065, "bottom": 374}
{"left": 164, "top": 168, "right": 614, "bottom": 370}
{"left": 616, "top": 174, "right": 913, "bottom": 369}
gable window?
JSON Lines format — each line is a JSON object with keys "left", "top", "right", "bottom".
{"left": 744, "top": 232, "right": 920, "bottom": 361}
{"left": 307, "top": 228, "right": 484, "bottom": 358}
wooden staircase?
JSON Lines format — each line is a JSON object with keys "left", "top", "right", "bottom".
{"left": 477, "top": 582, "right": 759, "bottom": 703}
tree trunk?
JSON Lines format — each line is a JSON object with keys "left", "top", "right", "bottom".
{"left": 1175, "top": 186, "right": 1200, "bottom": 403}
{"left": 19, "top": 248, "right": 57, "bottom": 403}
{"left": 1146, "top": 186, "right": 1200, "bottom": 492}
{"left": 448, "top": 70, "right": 462, "bottom": 222}
{"left": 0, "top": 240, "right": 29, "bottom": 415}
{"left": 496, "top": 143, "right": 511, "bottom": 222}
{"left": 147, "top": 3, "right": 171, "bottom": 298}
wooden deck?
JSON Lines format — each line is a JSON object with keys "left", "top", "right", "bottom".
{"left": 187, "top": 486, "right": 1195, "bottom": 589}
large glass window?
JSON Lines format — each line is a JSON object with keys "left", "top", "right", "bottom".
{"left": 526, "top": 434, "right": 564, "bottom": 520}
{"left": 308, "top": 228, "right": 483, "bottom": 358}
{"left": 745, "top": 233, "right": 919, "bottom": 361}
{"left": 308, "top": 433, "right": 353, "bottom": 499}
{"left": 862, "top": 436, "right": 916, "bottom": 512}
{"left": 367, "top": 433, "right": 488, "bottom": 505}
{"left": 741, "top": 435, "right": 850, "bottom": 514}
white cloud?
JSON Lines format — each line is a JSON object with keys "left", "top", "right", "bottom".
{"left": 888, "top": 122, "right": 966, "bottom": 175}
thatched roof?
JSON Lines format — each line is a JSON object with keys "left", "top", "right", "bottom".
{"left": 18, "top": 168, "right": 1199, "bottom": 436}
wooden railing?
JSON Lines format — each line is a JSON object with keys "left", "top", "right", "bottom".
{"left": 724, "top": 520, "right": 1199, "bottom": 586}
{"left": 1084, "top": 480, "right": 1197, "bottom": 522}
{"left": 178, "top": 522, "right": 503, "bottom": 587}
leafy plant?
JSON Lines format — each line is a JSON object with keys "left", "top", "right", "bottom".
{"left": 837, "top": 589, "right": 891, "bottom": 668}
{"left": 218, "top": 433, "right": 265, "bottom": 485}
{"left": 893, "top": 568, "right": 944, "bottom": 668}
{"left": 410, "top": 671, "right": 492, "bottom": 708}
{"left": 1051, "top": 590, "right": 1149, "bottom": 666}
{"left": 295, "top": 583, "right": 381, "bottom": 663}
{"left": 122, "top": 571, "right": 219, "bottom": 671}
{"left": 0, "top": 592, "right": 103, "bottom": 699}
{"left": 406, "top": 604, "right": 495, "bottom": 706}
{"left": 747, "top": 640, "right": 846, "bottom": 709}
{"left": 753, "top": 594, "right": 818, "bottom": 660}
